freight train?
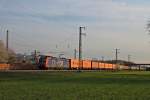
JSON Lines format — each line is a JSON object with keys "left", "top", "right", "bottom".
{"left": 38, "top": 55, "right": 126, "bottom": 70}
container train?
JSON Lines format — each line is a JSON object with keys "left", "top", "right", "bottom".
{"left": 38, "top": 55, "right": 122, "bottom": 70}
{"left": 38, "top": 55, "right": 148, "bottom": 70}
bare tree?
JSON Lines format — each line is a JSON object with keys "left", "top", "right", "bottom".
{"left": 8, "top": 49, "right": 17, "bottom": 64}
{"left": 0, "top": 40, "right": 16, "bottom": 63}
{"left": 0, "top": 40, "right": 9, "bottom": 63}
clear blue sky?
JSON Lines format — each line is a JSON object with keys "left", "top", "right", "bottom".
{"left": 0, "top": 0, "right": 150, "bottom": 63}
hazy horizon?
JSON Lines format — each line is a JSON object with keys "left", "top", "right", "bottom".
{"left": 0, "top": 0, "right": 150, "bottom": 63}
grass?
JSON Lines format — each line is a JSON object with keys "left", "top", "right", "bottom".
{"left": 0, "top": 71, "right": 150, "bottom": 100}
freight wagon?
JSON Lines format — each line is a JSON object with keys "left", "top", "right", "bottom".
{"left": 119, "top": 65, "right": 129, "bottom": 70}
{"left": 91, "top": 61, "right": 99, "bottom": 70}
{"left": 99, "top": 62, "right": 105, "bottom": 70}
{"left": 0, "top": 64, "right": 10, "bottom": 70}
{"left": 70, "top": 59, "right": 79, "bottom": 69}
{"left": 82, "top": 60, "right": 92, "bottom": 70}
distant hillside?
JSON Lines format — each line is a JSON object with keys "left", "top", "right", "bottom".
{"left": 104, "top": 60, "right": 135, "bottom": 65}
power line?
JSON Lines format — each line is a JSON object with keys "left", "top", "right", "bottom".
{"left": 128, "top": 55, "right": 131, "bottom": 62}
{"left": 128, "top": 55, "right": 131, "bottom": 70}
{"left": 79, "top": 26, "right": 86, "bottom": 71}
{"left": 114, "top": 48, "right": 120, "bottom": 68}
{"left": 6, "top": 30, "right": 9, "bottom": 51}
{"left": 101, "top": 56, "right": 104, "bottom": 62}
{"left": 10, "top": 32, "right": 45, "bottom": 51}
{"left": 0, "top": 26, "right": 7, "bottom": 40}
{"left": 74, "top": 48, "right": 77, "bottom": 59}
{"left": 12, "top": 32, "right": 42, "bottom": 47}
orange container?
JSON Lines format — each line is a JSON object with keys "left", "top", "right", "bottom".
{"left": 104, "top": 63, "right": 111, "bottom": 69}
{"left": 82, "top": 60, "right": 91, "bottom": 69}
{"left": 92, "top": 61, "right": 99, "bottom": 69}
{"left": 112, "top": 64, "right": 116, "bottom": 69}
{"left": 70, "top": 59, "right": 79, "bottom": 69}
{"left": 0, "top": 64, "right": 10, "bottom": 70}
{"left": 104, "top": 63, "right": 108, "bottom": 69}
{"left": 107, "top": 64, "right": 113, "bottom": 69}
{"left": 99, "top": 62, "right": 105, "bottom": 69}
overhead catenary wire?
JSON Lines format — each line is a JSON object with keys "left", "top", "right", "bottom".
{"left": 0, "top": 25, "right": 7, "bottom": 40}
{"left": 10, "top": 31, "right": 54, "bottom": 53}
{"left": 114, "top": 48, "right": 120, "bottom": 68}
{"left": 0, "top": 25, "right": 79, "bottom": 58}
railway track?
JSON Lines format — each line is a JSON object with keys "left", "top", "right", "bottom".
{"left": 0, "top": 70, "right": 116, "bottom": 72}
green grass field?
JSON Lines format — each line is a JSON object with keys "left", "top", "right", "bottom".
{"left": 0, "top": 71, "right": 150, "bottom": 100}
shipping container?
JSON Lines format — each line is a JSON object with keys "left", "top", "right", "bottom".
{"left": 140, "top": 66, "right": 146, "bottom": 71}
{"left": 119, "top": 65, "right": 129, "bottom": 70}
{"left": 82, "top": 60, "right": 91, "bottom": 69}
{"left": 0, "top": 64, "right": 10, "bottom": 70}
{"left": 131, "top": 66, "right": 139, "bottom": 70}
{"left": 106, "top": 64, "right": 113, "bottom": 69}
{"left": 70, "top": 59, "right": 79, "bottom": 69}
{"left": 112, "top": 64, "right": 116, "bottom": 70}
{"left": 104, "top": 63, "right": 107, "bottom": 69}
{"left": 99, "top": 62, "right": 105, "bottom": 69}
{"left": 91, "top": 61, "right": 99, "bottom": 69}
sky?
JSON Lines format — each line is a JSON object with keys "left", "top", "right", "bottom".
{"left": 0, "top": 0, "right": 150, "bottom": 63}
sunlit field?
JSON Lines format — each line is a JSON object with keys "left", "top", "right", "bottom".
{"left": 0, "top": 71, "right": 150, "bottom": 100}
